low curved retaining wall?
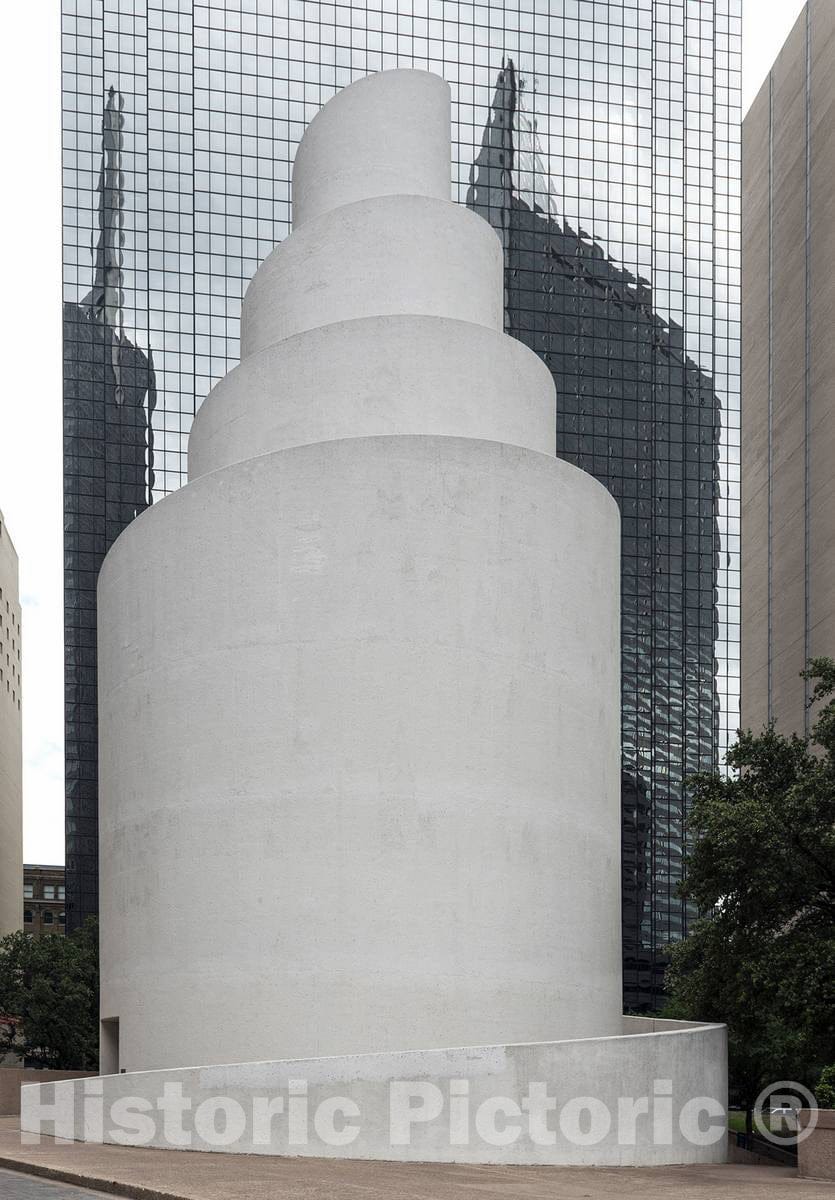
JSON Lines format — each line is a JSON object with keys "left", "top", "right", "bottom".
{"left": 799, "top": 1108, "right": 835, "bottom": 1180}
{"left": 20, "top": 1017, "right": 727, "bottom": 1167}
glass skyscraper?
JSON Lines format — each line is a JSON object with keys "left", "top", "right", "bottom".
{"left": 61, "top": 0, "right": 741, "bottom": 1010}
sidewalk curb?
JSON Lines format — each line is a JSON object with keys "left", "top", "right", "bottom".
{"left": 0, "top": 1154, "right": 187, "bottom": 1200}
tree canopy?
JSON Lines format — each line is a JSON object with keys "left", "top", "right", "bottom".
{"left": 665, "top": 658, "right": 835, "bottom": 1112}
{"left": 0, "top": 917, "right": 98, "bottom": 1071}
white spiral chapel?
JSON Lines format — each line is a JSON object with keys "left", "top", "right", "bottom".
{"left": 23, "top": 69, "right": 726, "bottom": 1167}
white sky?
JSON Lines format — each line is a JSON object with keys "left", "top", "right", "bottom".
{"left": 0, "top": 0, "right": 811, "bottom": 865}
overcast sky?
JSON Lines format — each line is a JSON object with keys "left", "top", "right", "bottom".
{"left": 0, "top": 0, "right": 809, "bottom": 865}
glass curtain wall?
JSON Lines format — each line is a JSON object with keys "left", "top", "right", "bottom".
{"left": 61, "top": 0, "right": 741, "bottom": 1010}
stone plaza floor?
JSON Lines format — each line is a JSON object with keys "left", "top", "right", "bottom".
{"left": 0, "top": 1119, "right": 830, "bottom": 1199}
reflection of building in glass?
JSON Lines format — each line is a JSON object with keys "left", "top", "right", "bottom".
{"left": 61, "top": 4, "right": 741, "bottom": 995}
{"left": 63, "top": 88, "right": 155, "bottom": 929}
{"left": 469, "top": 62, "right": 721, "bottom": 1008}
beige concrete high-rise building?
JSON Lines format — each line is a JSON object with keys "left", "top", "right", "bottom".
{"left": 742, "top": 0, "right": 835, "bottom": 735}
{"left": 0, "top": 508, "right": 22, "bottom": 935}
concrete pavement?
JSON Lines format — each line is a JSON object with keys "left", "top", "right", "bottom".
{"left": 0, "top": 1119, "right": 830, "bottom": 1199}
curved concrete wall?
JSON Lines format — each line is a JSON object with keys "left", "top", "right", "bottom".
{"left": 189, "top": 317, "right": 556, "bottom": 479}
{"left": 100, "top": 436, "right": 621, "bottom": 1071}
{"left": 21, "top": 1020, "right": 728, "bottom": 1166}
{"left": 240, "top": 196, "right": 504, "bottom": 358}
{"left": 292, "top": 69, "right": 451, "bottom": 226}
{"left": 98, "top": 70, "right": 625, "bottom": 1079}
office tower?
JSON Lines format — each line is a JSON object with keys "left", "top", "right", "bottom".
{"left": 468, "top": 60, "right": 727, "bottom": 1005}
{"left": 0, "top": 509, "right": 23, "bottom": 936}
{"left": 742, "top": 0, "right": 835, "bottom": 736}
{"left": 61, "top": 1, "right": 741, "bottom": 1010}
{"left": 63, "top": 84, "right": 155, "bottom": 928}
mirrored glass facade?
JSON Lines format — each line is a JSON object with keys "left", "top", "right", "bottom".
{"left": 62, "top": 0, "right": 741, "bottom": 1009}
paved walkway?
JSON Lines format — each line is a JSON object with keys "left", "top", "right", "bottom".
{"left": 0, "top": 1119, "right": 830, "bottom": 1199}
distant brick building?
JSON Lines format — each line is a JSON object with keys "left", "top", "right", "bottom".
{"left": 23, "top": 866, "right": 65, "bottom": 937}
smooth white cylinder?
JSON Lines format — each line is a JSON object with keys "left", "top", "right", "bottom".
{"left": 99, "top": 68, "right": 625, "bottom": 1083}
{"left": 292, "top": 70, "right": 451, "bottom": 227}
{"left": 99, "top": 436, "right": 622, "bottom": 1072}
{"left": 189, "top": 316, "right": 556, "bottom": 479}
{"left": 240, "top": 197, "right": 504, "bottom": 358}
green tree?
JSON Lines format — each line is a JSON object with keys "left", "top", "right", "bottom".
{"left": 816, "top": 1065, "right": 835, "bottom": 1110}
{"left": 0, "top": 917, "right": 98, "bottom": 1070}
{"left": 665, "top": 658, "right": 835, "bottom": 1133}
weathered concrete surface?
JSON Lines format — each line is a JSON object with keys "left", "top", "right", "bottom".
{"left": 799, "top": 1109, "right": 835, "bottom": 1181}
{"left": 291, "top": 69, "right": 452, "bottom": 227}
{"left": 98, "top": 436, "right": 622, "bottom": 1075}
{"left": 21, "top": 1020, "right": 726, "bottom": 1167}
{"left": 189, "top": 316, "right": 557, "bottom": 479}
{"left": 741, "top": 1, "right": 835, "bottom": 735}
{"left": 240, "top": 196, "right": 504, "bottom": 356}
{"left": 98, "top": 67, "right": 624, "bottom": 1081}
{"left": 0, "top": 1120, "right": 829, "bottom": 1200}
